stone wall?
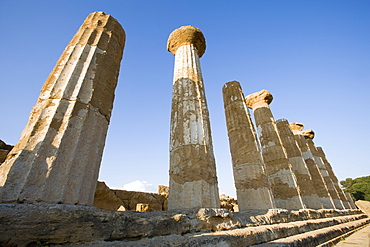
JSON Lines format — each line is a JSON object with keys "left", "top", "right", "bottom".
{"left": 93, "top": 182, "right": 168, "bottom": 212}
{"left": 93, "top": 182, "right": 238, "bottom": 212}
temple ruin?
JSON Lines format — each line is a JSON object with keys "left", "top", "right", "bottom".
{"left": 222, "top": 81, "right": 274, "bottom": 210}
{"left": 303, "top": 129, "right": 345, "bottom": 209}
{"left": 245, "top": 90, "right": 304, "bottom": 209}
{"left": 167, "top": 26, "right": 220, "bottom": 209}
{"left": 290, "top": 122, "right": 337, "bottom": 209}
{"left": 0, "top": 12, "right": 125, "bottom": 206}
{"left": 0, "top": 11, "right": 368, "bottom": 247}
{"left": 275, "top": 119, "right": 323, "bottom": 209}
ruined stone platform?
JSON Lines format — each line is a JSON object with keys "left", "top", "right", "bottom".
{"left": 0, "top": 203, "right": 367, "bottom": 246}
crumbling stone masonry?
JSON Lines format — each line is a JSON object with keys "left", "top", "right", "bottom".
{"left": 167, "top": 26, "right": 220, "bottom": 209}
{"left": 290, "top": 123, "right": 336, "bottom": 209}
{"left": 302, "top": 129, "right": 345, "bottom": 209}
{"left": 316, "top": 146, "right": 352, "bottom": 209}
{"left": 245, "top": 90, "right": 304, "bottom": 209}
{"left": 346, "top": 192, "right": 357, "bottom": 209}
{"left": 276, "top": 119, "right": 323, "bottom": 209}
{"left": 222, "top": 81, "right": 274, "bottom": 210}
{"left": 0, "top": 12, "right": 125, "bottom": 205}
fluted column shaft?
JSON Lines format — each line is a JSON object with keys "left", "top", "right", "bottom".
{"left": 223, "top": 81, "right": 274, "bottom": 210}
{"left": 345, "top": 192, "right": 357, "bottom": 209}
{"left": 303, "top": 134, "right": 344, "bottom": 209}
{"left": 168, "top": 26, "right": 219, "bottom": 209}
{"left": 276, "top": 119, "right": 322, "bottom": 209}
{"left": 316, "top": 147, "right": 351, "bottom": 209}
{"left": 0, "top": 12, "right": 125, "bottom": 205}
{"left": 246, "top": 90, "right": 304, "bottom": 209}
{"left": 290, "top": 124, "right": 335, "bottom": 209}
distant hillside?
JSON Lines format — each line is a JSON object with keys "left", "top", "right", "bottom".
{"left": 341, "top": 176, "right": 370, "bottom": 201}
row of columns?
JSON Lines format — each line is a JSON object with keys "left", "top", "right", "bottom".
{"left": 0, "top": 17, "right": 353, "bottom": 211}
{"left": 222, "top": 81, "right": 354, "bottom": 210}
{"left": 166, "top": 25, "right": 353, "bottom": 211}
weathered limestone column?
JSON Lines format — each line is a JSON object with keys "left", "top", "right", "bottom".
{"left": 345, "top": 192, "right": 357, "bottom": 209}
{"left": 246, "top": 90, "right": 304, "bottom": 209}
{"left": 275, "top": 119, "right": 322, "bottom": 209}
{"left": 0, "top": 12, "right": 125, "bottom": 206}
{"left": 222, "top": 81, "right": 274, "bottom": 210}
{"left": 167, "top": 26, "right": 220, "bottom": 209}
{"left": 302, "top": 130, "right": 345, "bottom": 209}
{"left": 316, "top": 146, "right": 351, "bottom": 209}
{"left": 290, "top": 123, "right": 335, "bottom": 209}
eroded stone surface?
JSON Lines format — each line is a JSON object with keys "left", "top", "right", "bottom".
{"left": 0, "top": 12, "right": 125, "bottom": 206}
{"left": 245, "top": 89, "right": 273, "bottom": 109}
{"left": 167, "top": 25, "right": 206, "bottom": 57}
{"left": 246, "top": 90, "right": 304, "bottom": 209}
{"left": 304, "top": 131, "right": 345, "bottom": 209}
{"left": 276, "top": 119, "right": 322, "bottom": 209}
{"left": 158, "top": 185, "right": 169, "bottom": 196}
{"left": 93, "top": 181, "right": 124, "bottom": 211}
{"left": 316, "top": 146, "right": 351, "bottom": 209}
{"left": 346, "top": 192, "right": 357, "bottom": 209}
{"left": 356, "top": 200, "right": 370, "bottom": 215}
{"left": 113, "top": 189, "right": 167, "bottom": 212}
{"left": 136, "top": 203, "right": 150, "bottom": 212}
{"left": 290, "top": 123, "right": 336, "bottom": 209}
{"left": 168, "top": 26, "right": 219, "bottom": 209}
{"left": 222, "top": 81, "right": 274, "bottom": 210}
{"left": 0, "top": 203, "right": 363, "bottom": 246}
{"left": 220, "top": 194, "right": 238, "bottom": 212}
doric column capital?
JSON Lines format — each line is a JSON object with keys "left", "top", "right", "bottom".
{"left": 167, "top": 25, "right": 206, "bottom": 57}
{"left": 289, "top": 122, "right": 304, "bottom": 134}
{"left": 245, "top": 89, "right": 273, "bottom": 109}
{"left": 302, "top": 129, "right": 315, "bottom": 139}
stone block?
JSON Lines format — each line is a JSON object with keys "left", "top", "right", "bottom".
{"left": 93, "top": 181, "right": 124, "bottom": 211}
{"left": 136, "top": 203, "right": 150, "bottom": 212}
{"left": 113, "top": 189, "right": 166, "bottom": 211}
{"left": 0, "top": 203, "right": 363, "bottom": 246}
{"left": 355, "top": 200, "right": 370, "bottom": 215}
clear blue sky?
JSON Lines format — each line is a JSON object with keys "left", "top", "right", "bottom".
{"left": 1, "top": 1, "right": 369, "bottom": 198}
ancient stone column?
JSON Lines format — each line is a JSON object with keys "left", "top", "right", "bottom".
{"left": 167, "top": 26, "right": 220, "bottom": 209}
{"left": 0, "top": 12, "right": 125, "bottom": 206}
{"left": 302, "top": 130, "right": 344, "bottom": 209}
{"left": 222, "top": 81, "right": 274, "bottom": 210}
{"left": 345, "top": 192, "right": 357, "bottom": 209}
{"left": 290, "top": 123, "right": 335, "bottom": 209}
{"left": 245, "top": 90, "right": 304, "bottom": 209}
{"left": 275, "top": 119, "right": 322, "bottom": 209}
{"left": 316, "top": 146, "right": 351, "bottom": 209}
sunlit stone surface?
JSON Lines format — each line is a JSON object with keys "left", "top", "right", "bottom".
{"left": 223, "top": 81, "right": 274, "bottom": 210}
{"left": 302, "top": 130, "right": 345, "bottom": 209}
{"left": 246, "top": 90, "right": 304, "bottom": 209}
{"left": 0, "top": 12, "right": 125, "bottom": 206}
{"left": 290, "top": 123, "right": 336, "bottom": 209}
{"left": 276, "top": 119, "right": 322, "bottom": 209}
{"left": 167, "top": 26, "right": 220, "bottom": 209}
